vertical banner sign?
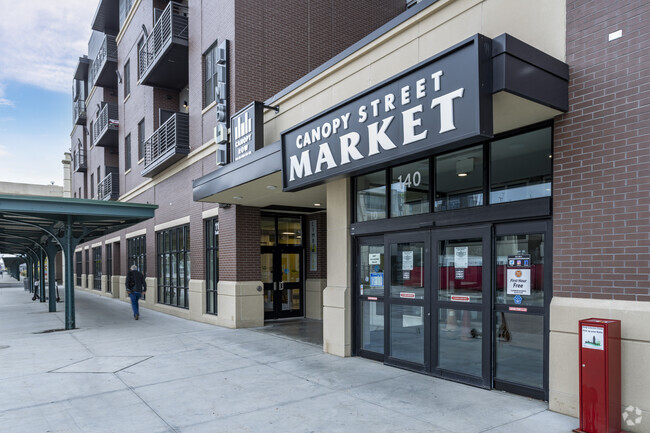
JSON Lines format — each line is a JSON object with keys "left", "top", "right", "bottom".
{"left": 281, "top": 35, "right": 493, "bottom": 191}
{"left": 309, "top": 220, "right": 317, "bottom": 271}
{"left": 230, "top": 101, "right": 264, "bottom": 163}
{"left": 215, "top": 40, "right": 229, "bottom": 165}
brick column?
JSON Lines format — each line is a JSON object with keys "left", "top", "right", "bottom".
{"left": 217, "top": 205, "right": 263, "bottom": 328}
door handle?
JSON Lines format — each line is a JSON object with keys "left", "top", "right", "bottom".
{"left": 279, "top": 282, "right": 284, "bottom": 291}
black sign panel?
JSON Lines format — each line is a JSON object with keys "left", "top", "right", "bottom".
{"left": 281, "top": 35, "right": 493, "bottom": 191}
{"left": 231, "top": 101, "right": 264, "bottom": 163}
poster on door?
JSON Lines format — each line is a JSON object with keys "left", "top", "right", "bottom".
{"left": 506, "top": 268, "right": 531, "bottom": 295}
{"left": 402, "top": 250, "right": 414, "bottom": 271}
{"left": 454, "top": 247, "right": 468, "bottom": 269}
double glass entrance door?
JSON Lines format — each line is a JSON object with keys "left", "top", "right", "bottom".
{"left": 356, "top": 222, "right": 549, "bottom": 398}
{"left": 261, "top": 215, "right": 304, "bottom": 320}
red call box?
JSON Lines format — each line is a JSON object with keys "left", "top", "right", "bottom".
{"left": 574, "top": 318, "right": 626, "bottom": 433}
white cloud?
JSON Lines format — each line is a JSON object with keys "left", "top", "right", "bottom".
{"left": 0, "top": 1, "right": 97, "bottom": 94}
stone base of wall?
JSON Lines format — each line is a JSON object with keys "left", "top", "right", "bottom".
{"left": 550, "top": 297, "right": 650, "bottom": 432}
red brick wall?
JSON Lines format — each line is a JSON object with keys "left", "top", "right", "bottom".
{"left": 553, "top": 0, "right": 650, "bottom": 301}
{"left": 219, "top": 205, "right": 261, "bottom": 281}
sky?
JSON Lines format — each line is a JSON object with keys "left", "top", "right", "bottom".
{"left": 0, "top": 1, "right": 97, "bottom": 186}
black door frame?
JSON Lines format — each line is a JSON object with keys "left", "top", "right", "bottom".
{"left": 262, "top": 214, "right": 305, "bottom": 320}
{"left": 492, "top": 219, "right": 551, "bottom": 400}
{"left": 384, "top": 231, "right": 431, "bottom": 373}
{"left": 430, "top": 225, "right": 492, "bottom": 388}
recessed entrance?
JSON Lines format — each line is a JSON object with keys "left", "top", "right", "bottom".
{"left": 261, "top": 215, "right": 304, "bottom": 320}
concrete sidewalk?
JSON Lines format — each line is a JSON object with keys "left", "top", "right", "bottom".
{"left": 0, "top": 283, "right": 578, "bottom": 432}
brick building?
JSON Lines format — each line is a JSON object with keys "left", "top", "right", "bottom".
{"left": 70, "top": 0, "right": 649, "bottom": 424}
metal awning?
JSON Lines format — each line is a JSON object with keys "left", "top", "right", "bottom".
{"left": 0, "top": 194, "right": 157, "bottom": 329}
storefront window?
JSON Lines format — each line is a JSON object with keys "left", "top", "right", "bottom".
{"left": 490, "top": 127, "right": 552, "bottom": 204}
{"left": 278, "top": 217, "right": 302, "bottom": 246}
{"left": 356, "top": 170, "right": 386, "bottom": 221}
{"left": 391, "top": 159, "right": 429, "bottom": 217}
{"left": 435, "top": 145, "right": 483, "bottom": 211}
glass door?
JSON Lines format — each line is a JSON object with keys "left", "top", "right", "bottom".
{"left": 261, "top": 215, "right": 304, "bottom": 320}
{"left": 493, "top": 220, "right": 550, "bottom": 400}
{"left": 432, "top": 226, "right": 491, "bottom": 388}
{"left": 385, "top": 232, "right": 430, "bottom": 372}
{"left": 356, "top": 236, "right": 385, "bottom": 361}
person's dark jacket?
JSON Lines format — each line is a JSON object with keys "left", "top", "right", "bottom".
{"left": 126, "top": 269, "right": 146, "bottom": 293}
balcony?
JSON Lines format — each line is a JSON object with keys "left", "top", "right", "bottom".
{"left": 142, "top": 112, "right": 189, "bottom": 177}
{"left": 73, "top": 99, "right": 87, "bottom": 126}
{"left": 139, "top": 2, "right": 189, "bottom": 90}
{"left": 72, "top": 143, "right": 87, "bottom": 173}
{"left": 89, "top": 34, "right": 118, "bottom": 89}
{"left": 97, "top": 170, "right": 119, "bottom": 201}
{"left": 92, "top": 103, "right": 119, "bottom": 147}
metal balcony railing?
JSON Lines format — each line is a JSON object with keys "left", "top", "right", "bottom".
{"left": 139, "top": 2, "right": 188, "bottom": 88}
{"left": 89, "top": 34, "right": 117, "bottom": 89}
{"left": 92, "top": 103, "right": 119, "bottom": 146}
{"left": 142, "top": 112, "right": 189, "bottom": 177}
{"left": 97, "top": 170, "right": 119, "bottom": 201}
{"left": 73, "top": 144, "right": 87, "bottom": 172}
{"left": 73, "top": 99, "right": 87, "bottom": 126}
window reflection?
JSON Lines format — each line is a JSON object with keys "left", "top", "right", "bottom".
{"left": 490, "top": 128, "right": 552, "bottom": 204}
{"left": 435, "top": 145, "right": 483, "bottom": 211}
{"left": 391, "top": 159, "right": 429, "bottom": 217}
{"left": 356, "top": 170, "right": 386, "bottom": 221}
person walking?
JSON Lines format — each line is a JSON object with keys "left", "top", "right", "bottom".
{"left": 126, "top": 264, "right": 146, "bottom": 320}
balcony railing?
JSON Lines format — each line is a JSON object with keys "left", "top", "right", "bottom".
{"left": 142, "top": 112, "right": 189, "bottom": 177}
{"left": 97, "top": 170, "right": 119, "bottom": 201}
{"left": 73, "top": 145, "right": 87, "bottom": 172}
{"left": 139, "top": 2, "right": 189, "bottom": 89}
{"left": 73, "top": 99, "right": 87, "bottom": 126}
{"left": 92, "top": 103, "right": 119, "bottom": 147}
{"left": 89, "top": 34, "right": 118, "bottom": 89}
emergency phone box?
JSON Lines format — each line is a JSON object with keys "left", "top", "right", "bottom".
{"left": 574, "top": 318, "right": 625, "bottom": 433}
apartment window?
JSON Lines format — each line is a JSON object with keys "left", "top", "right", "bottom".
{"left": 157, "top": 225, "right": 190, "bottom": 309}
{"left": 205, "top": 218, "right": 219, "bottom": 315}
{"left": 75, "top": 251, "right": 82, "bottom": 286}
{"left": 125, "top": 134, "right": 132, "bottom": 171}
{"left": 138, "top": 119, "right": 145, "bottom": 161}
{"left": 97, "top": 166, "right": 101, "bottom": 183}
{"left": 106, "top": 243, "right": 113, "bottom": 294}
{"left": 92, "top": 246, "right": 102, "bottom": 291}
{"left": 78, "top": 187, "right": 82, "bottom": 199}
{"left": 204, "top": 43, "right": 219, "bottom": 107}
{"left": 124, "top": 59, "right": 131, "bottom": 98}
{"left": 89, "top": 121, "right": 94, "bottom": 146}
{"left": 127, "top": 235, "right": 147, "bottom": 276}
{"left": 90, "top": 173, "right": 94, "bottom": 198}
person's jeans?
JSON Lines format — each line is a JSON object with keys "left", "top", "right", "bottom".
{"left": 129, "top": 292, "right": 142, "bottom": 317}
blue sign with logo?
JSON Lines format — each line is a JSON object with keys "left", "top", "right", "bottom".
{"left": 514, "top": 295, "right": 522, "bottom": 305}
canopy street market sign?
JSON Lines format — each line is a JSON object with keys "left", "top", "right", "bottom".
{"left": 281, "top": 34, "right": 493, "bottom": 191}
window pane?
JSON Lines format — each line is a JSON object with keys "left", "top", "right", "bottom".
{"left": 390, "top": 242, "right": 424, "bottom": 299}
{"left": 278, "top": 217, "right": 301, "bottom": 246}
{"left": 261, "top": 216, "right": 275, "bottom": 246}
{"left": 359, "top": 244, "right": 384, "bottom": 297}
{"left": 495, "top": 313, "right": 543, "bottom": 388}
{"left": 390, "top": 304, "right": 424, "bottom": 364}
{"left": 361, "top": 300, "right": 384, "bottom": 354}
{"left": 391, "top": 159, "right": 429, "bottom": 217}
{"left": 490, "top": 128, "right": 552, "bottom": 204}
{"left": 438, "top": 309, "right": 482, "bottom": 376}
{"left": 435, "top": 145, "right": 483, "bottom": 211}
{"left": 438, "top": 238, "right": 483, "bottom": 303}
{"left": 495, "top": 233, "right": 545, "bottom": 307}
{"left": 356, "top": 170, "right": 386, "bottom": 222}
